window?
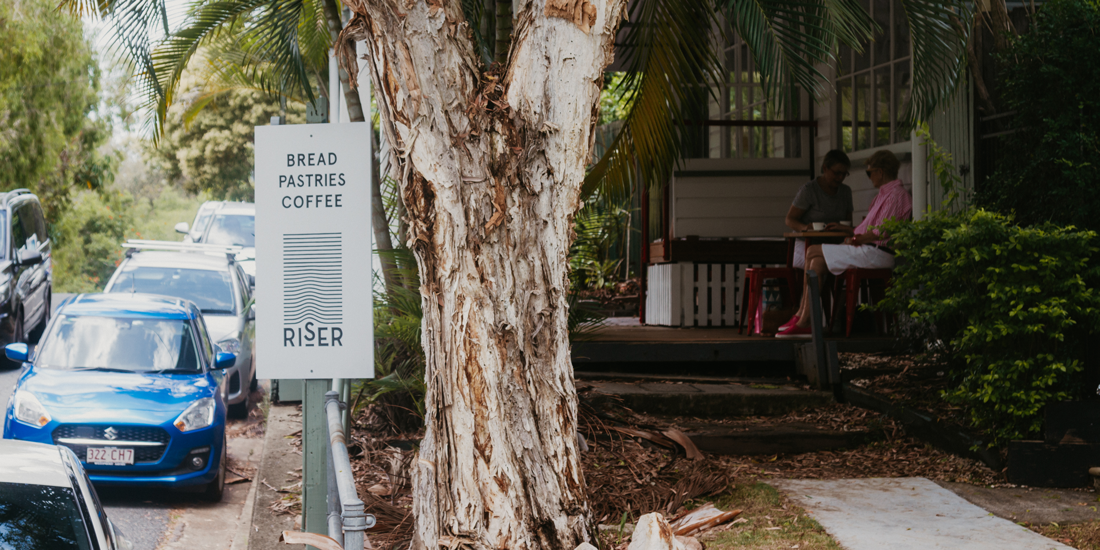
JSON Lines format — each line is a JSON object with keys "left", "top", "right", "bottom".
{"left": 108, "top": 267, "right": 237, "bottom": 314}
{"left": 36, "top": 316, "right": 201, "bottom": 373}
{"left": 836, "top": 0, "right": 911, "bottom": 151}
{"left": 10, "top": 206, "right": 26, "bottom": 252}
{"left": 682, "top": 30, "right": 807, "bottom": 159}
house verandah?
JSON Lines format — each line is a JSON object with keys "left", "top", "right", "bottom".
{"left": 573, "top": 0, "right": 984, "bottom": 374}
{"left": 630, "top": 0, "right": 977, "bottom": 331}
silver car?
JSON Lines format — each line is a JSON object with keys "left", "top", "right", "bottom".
{"left": 175, "top": 201, "right": 255, "bottom": 278}
{"left": 0, "top": 439, "right": 133, "bottom": 550}
{"left": 103, "top": 245, "right": 256, "bottom": 418}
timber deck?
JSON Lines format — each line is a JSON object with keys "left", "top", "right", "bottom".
{"left": 571, "top": 318, "right": 899, "bottom": 376}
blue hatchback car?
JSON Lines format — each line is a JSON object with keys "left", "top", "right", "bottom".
{"left": 2, "top": 293, "right": 235, "bottom": 501}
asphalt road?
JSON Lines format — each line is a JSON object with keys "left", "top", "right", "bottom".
{"left": 0, "top": 292, "right": 171, "bottom": 550}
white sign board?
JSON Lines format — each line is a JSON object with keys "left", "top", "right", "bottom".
{"left": 254, "top": 123, "right": 373, "bottom": 379}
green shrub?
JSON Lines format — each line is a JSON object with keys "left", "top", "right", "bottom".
{"left": 976, "top": 0, "right": 1100, "bottom": 230}
{"left": 878, "top": 209, "right": 1100, "bottom": 445}
{"left": 52, "top": 190, "right": 137, "bottom": 292}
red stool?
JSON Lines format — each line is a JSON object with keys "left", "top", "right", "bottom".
{"left": 831, "top": 268, "right": 893, "bottom": 337}
{"left": 739, "top": 267, "right": 802, "bottom": 335}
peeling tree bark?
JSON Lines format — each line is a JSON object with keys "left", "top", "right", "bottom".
{"left": 338, "top": 0, "right": 625, "bottom": 548}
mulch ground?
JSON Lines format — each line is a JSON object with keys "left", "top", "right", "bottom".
{"left": 332, "top": 356, "right": 1009, "bottom": 550}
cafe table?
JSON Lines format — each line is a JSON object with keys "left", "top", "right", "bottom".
{"left": 782, "top": 231, "right": 849, "bottom": 268}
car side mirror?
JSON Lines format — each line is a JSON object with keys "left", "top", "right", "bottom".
{"left": 213, "top": 352, "right": 236, "bottom": 370}
{"left": 17, "top": 249, "right": 42, "bottom": 266}
{"left": 174, "top": 222, "right": 189, "bottom": 234}
{"left": 5, "top": 343, "right": 29, "bottom": 363}
{"left": 246, "top": 303, "right": 256, "bottom": 321}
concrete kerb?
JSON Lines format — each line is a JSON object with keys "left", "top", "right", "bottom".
{"left": 249, "top": 404, "right": 306, "bottom": 550}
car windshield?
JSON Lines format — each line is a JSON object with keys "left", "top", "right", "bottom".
{"left": 108, "top": 267, "right": 236, "bottom": 314}
{"left": 0, "top": 482, "right": 92, "bottom": 550}
{"left": 37, "top": 315, "right": 201, "bottom": 373}
{"left": 204, "top": 214, "right": 254, "bottom": 247}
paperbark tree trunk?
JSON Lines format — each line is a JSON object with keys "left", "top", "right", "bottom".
{"left": 338, "top": 0, "right": 624, "bottom": 548}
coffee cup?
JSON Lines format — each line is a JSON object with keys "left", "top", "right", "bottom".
{"left": 811, "top": 222, "right": 826, "bottom": 231}
{"left": 840, "top": 221, "right": 852, "bottom": 226}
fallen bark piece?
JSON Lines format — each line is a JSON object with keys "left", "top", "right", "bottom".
{"left": 612, "top": 426, "right": 677, "bottom": 449}
{"left": 676, "top": 536, "right": 703, "bottom": 550}
{"left": 662, "top": 429, "right": 703, "bottom": 460}
{"left": 629, "top": 513, "right": 687, "bottom": 550}
{"left": 279, "top": 530, "right": 342, "bottom": 550}
{"left": 669, "top": 503, "right": 743, "bottom": 536}
{"left": 367, "top": 483, "right": 392, "bottom": 496}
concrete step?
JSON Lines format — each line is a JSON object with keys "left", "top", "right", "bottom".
{"left": 581, "top": 380, "right": 833, "bottom": 418}
{"left": 684, "top": 423, "right": 878, "bottom": 456}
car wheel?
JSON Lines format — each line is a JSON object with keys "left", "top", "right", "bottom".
{"left": 249, "top": 359, "right": 258, "bottom": 392}
{"left": 228, "top": 387, "right": 249, "bottom": 419}
{"left": 202, "top": 438, "right": 226, "bottom": 503}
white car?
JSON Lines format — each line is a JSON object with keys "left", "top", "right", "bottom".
{"left": 0, "top": 439, "right": 133, "bottom": 550}
{"left": 103, "top": 246, "right": 256, "bottom": 418}
{"left": 175, "top": 201, "right": 255, "bottom": 278}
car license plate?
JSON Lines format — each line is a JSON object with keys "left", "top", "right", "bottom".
{"left": 87, "top": 447, "right": 134, "bottom": 465}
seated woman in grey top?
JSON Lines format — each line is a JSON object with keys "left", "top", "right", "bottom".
{"left": 784, "top": 149, "right": 854, "bottom": 268}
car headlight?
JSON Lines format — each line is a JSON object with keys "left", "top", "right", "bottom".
{"left": 217, "top": 335, "right": 241, "bottom": 355}
{"left": 13, "top": 390, "right": 51, "bottom": 427}
{"left": 174, "top": 397, "right": 217, "bottom": 432}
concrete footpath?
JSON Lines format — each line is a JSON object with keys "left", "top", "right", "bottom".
{"left": 773, "top": 478, "right": 1074, "bottom": 550}
{"left": 248, "top": 404, "right": 305, "bottom": 550}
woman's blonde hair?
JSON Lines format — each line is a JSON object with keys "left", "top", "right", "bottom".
{"left": 866, "top": 150, "right": 901, "bottom": 180}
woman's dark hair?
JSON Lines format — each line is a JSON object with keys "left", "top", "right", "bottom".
{"left": 822, "top": 149, "right": 851, "bottom": 171}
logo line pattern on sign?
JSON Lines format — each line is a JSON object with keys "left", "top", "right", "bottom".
{"left": 283, "top": 232, "right": 344, "bottom": 324}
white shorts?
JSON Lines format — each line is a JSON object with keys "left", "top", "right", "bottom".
{"left": 820, "top": 244, "right": 895, "bottom": 275}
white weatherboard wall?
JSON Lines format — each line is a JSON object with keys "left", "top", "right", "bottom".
{"left": 670, "top": 159, "right": 809, "bottom": 238}
{"left": 254, "top": 123, "right": 373, "bottom": 379}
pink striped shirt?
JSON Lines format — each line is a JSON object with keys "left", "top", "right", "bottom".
{"left": 855, "top": 179, "right": 911, "bottom": 246}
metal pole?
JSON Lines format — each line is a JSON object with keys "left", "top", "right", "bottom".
{"left": 912, "top": 128, "right": 928, "bottom": 220}
{"left": 326, "top": 440, "right": 343, "bottom": 548}
{"left": 341, "top": 380, "right": 352, "bottom": 438}
{"left": 302, "top": 379, "right": 331, "bottom": 547}
{"left": 807, "top": 271, "right": 829, "bottom": 386}
{"left": 325, "top": 391, "right": 375, "bottom": 550}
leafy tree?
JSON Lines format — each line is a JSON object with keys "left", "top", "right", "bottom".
{"left": 0, "top": 0, "right": 112, "bottom": 218}
{"left": 148, "top": 72, "right": 298, "bottom": 201}
{"left": 976, "top": 0, "right": 1100, "bottom": 232}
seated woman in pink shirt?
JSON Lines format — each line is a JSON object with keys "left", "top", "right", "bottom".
{"left": 777, "top": 150, "right": 912, "bottom": 338}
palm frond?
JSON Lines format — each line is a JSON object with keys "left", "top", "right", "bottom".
{"left": 240, "top": 0, "right": 319, "bottom": 102}
{"left": 899, "top": 0, "right": 972, "bottom": 126}
{"left": 582, "top": 0, "right": 725, "bottom": 202}
{"left": 721, "top": 0, "right": 875, "bottom": 107}
{"left": 149, "top": 0, "right": 267, "bottom": 134}
{"left": 459, "top": 0, "right": 492, "bottom": 65}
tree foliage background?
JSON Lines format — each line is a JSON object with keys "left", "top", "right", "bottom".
{"left": 0, "top": 0, "right": 113, "bottom": 219}
{"left": 148, "top": 72, "right": 303, "bottom": 201}
{"left": 976, "top": 0, "right": 1100, "bottom": 231}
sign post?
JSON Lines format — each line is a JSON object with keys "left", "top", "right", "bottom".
{"left": 255, "top": 122, "right": 374, "bottom": 540}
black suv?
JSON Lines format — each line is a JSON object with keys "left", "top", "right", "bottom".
{"left": 0, "top": 189, "right": 51, "bottom": 348}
